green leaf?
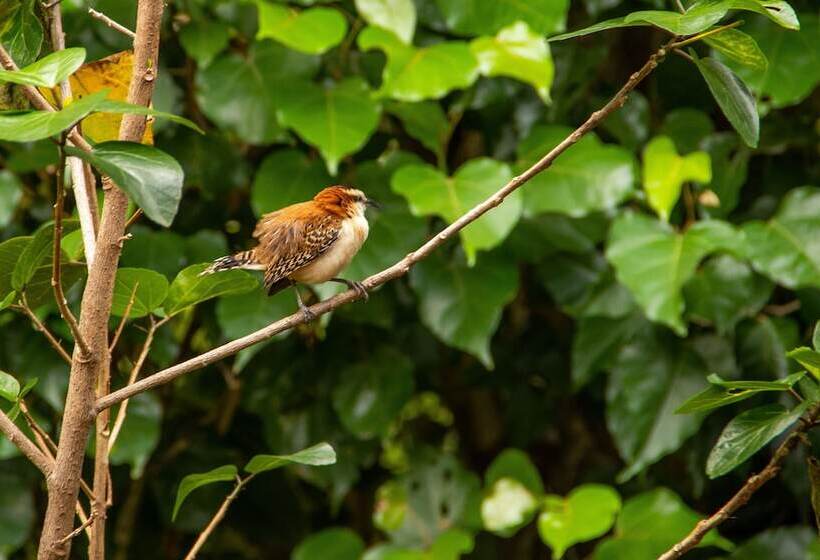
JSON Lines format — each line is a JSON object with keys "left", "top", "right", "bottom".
{"left": 788, "top": 347, "right": 820, "bottom": 380}
{"left": 607, "top": 214, "right": 739, "bottom": 335}
{"left": 0, "top": 371, "right": 20, "bottom": 402}
{"left": 728, "top": 0, "right": 799, "bottom": 30}
{"left": 742, "top": 187, "right": 820, "bottom": 289}
{"left": 549, "top": 17, "right": 638, "bottom": 42}
{"left": 481, "top": 478, "right": 537, "bottom": 535}
{"left": 0, "top": 472, "right": 35, "bottom": 555}
{"left": 355, "top": 0, "right": 416, "bottom": 44}
{"left": 676, "top": 372, "right": 806, "bottom": 414}
{"left": 244, "top": 442, "right": 337, "bottom": 474}
{"left": 410, "top": 253, "right": 518, "bottom": 368}
{"left": 276, "top": 77, "right": 381, "bottom": 175}
{"left": 725, "top": 527, "right": 816, "bottom": 560}
{"left": 704, "top": 29, "right": 767, "bottom": 71}
{"left": 358, "top": 26, "right": 479, "bottom": 102}
{"left": 571, "top": 313, "right": 647, "bottom": 390}
{"left": 434, "top": 0, "right": 569, "bottom": 36}
{"left": 0, "top": 47, "right": 84, "bottom": 87}
{"left": 594, "top": 488, "right": 730, "bottom": 558}
{"left": 109, "top": 393, "right": 162, "bottom": 478}
{"left": 815, "top": 322, "right": 820, "bottom": 351}
{"left": 539, "top": 485, "right": 621, "bottom": 559}
{"left": 470, "top": 21, "right": 554, "bottom": 101}
{"left": 607, "top": 334, "right": 708, "bottom": 482}
{"left": 694, "top": 56, "right": 759, "bottom": 148}
{"left": 251, "top": 149, "right": 331, "bottom": 216}
{"left": 332, "top": 348, "right": 414, "bottom": 439}
{"left": 164, "top": 264, "right": 258, "bottom": 316}
{"left": 642, "top": 136, "right": 711, "bottom": 221}
{"left": 718, "top": 14, "right": 819, "bottom": 108}
{"left": 0, "top": 291, "right": 15, "bottom": 312}
{"left": 392, "top": 159, "right": 519, "bottom": 263}
{"left": 293, "top": 528, "right": 365, "bottom": 560}
{"left": 196, "top": 41, "right": 319, "bottom": 144}
{"left": 0, "top": 170, "right": 22, "bottom": 227}
{"left": 93, "top": 99, "right": 204, "bottom": 134}
{"left": 385, "top": 101, "right": 449, "bottom": 159}
{"left": 111, "top": 268, "right": 170, "bottom": 318}
{"left": 684, "top": 255, "right": 773, "bottom": 334}
{"left": 179, "top": 20, "right": 231, "bottom": 67}
{"left": 660, "top": 108, "right": 715, "bottom": 154}
{"left": 12, "top": 219, "right": 79, "bottom": 292}
{"left": 0, "top": 0, "right": 43, "bottom": 67}
{"left": 485, "top": 448, "right": 544, "bottom": 495}
{"left": 517, "top": 125, "right": 636, "bottom": 218}
{"left": 0, "top": 89, "right": 108, "bottom": 142}
{"left": 706, "top": 402, "right": 809, "bottom": 478}
{"left": 66, "top": 141, "right": 183, "bottom": 227}
{"left": 256, "top": 2, "right": 347, "bottom": 54}
{"left": 172, "top": 464, "right": 237, "bottom": 521}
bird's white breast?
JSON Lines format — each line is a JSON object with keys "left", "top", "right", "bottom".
{"left": 290, "top": 216, "right": 369, "bottom": 284}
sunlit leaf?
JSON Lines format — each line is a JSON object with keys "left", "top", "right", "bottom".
{"left": 642, "top": 136, "right": 711, "bottom": 221}
{"left": 434, "top": 0, "right": 569, "bottom": 36}
{"left": 539, "top": 485, "right": 620, "bottom": 559}
{"left": 164, "top": 264, "right": 258, "bottom": 316}
{"left": 0, "top": 47, "right": 84, "bottom": 87}
{"left": 704, "top": 29, "right": 767, "bottom": 71}
{"left": 0, "top": 89, "right": 108, "bottom": 142}
{"left": 355, "top": 0, "right": 416, "bottom": 44}
{"left": 256, "top": 1, "right": 347, "bottom": 54}
{"left": 244, "top": 442, "right": 337, "bottom": 474}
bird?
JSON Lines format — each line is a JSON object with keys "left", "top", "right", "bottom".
{"left": 201, "top": 186, "right": 377, "bottom": 321}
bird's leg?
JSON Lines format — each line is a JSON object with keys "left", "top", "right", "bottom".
{"left": 292, "top": 284, "right": 316, "bottom": 322}
{"left": 330, "top": 278, "right": 369, "bottom": 301}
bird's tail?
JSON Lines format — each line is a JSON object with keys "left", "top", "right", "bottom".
{"left": 199, "top": 250, "right": 261, "bottom": 276}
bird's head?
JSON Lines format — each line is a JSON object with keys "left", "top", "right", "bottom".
{"left": 314, "top": 186, "right": 378, "bottom": 218}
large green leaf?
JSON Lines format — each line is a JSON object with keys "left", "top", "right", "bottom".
{"left": 728, "top": 0, "right": 799, "bottom": 30}
{"left": 244, "top": 442, "right": 337, "bottom": 473}
{"left": 256, "top": 2, "right": 347, "bottom": 54}
{"left": 179, "top": 20, "right": 231, "bottom": 67}
{"left": 676, "top": 372, "right": 806, "bottom": 414}
{"left": 485, "top": 448, "right": 544, "bottom": 495}
{"left": 704, "top": 29, "right": 767, "bottom": 71}
{"left": 719, "top": 14, "right": 819, "bottom": 108}
{"left": 392, "top": 158, "right": 519, "bottom": 263}
{"left": 0, "top": 0, "right": 43, "bottom": 67}
{"left": 0, "top": 370, "right": 19, "bottom": 402}
{"left": 788, "top": 347, "right": 820, "bottom": 379}
{"left": 111, "top": 268, "right": 170, "bottom": 319}
{"left": 409, "top": 253, "right": 518, "bottom": 368}
{"left": 706, "top": 402, "right": 809, "bottom": 478}
{"left": 384, "top": 101, "right": 449, "bottom": 159}
{"left": 742, "top": 186, "right": 820, "bottom": 289}
{"left": 66, "top": 141, "right": 183, "bottom": 228}
{"left": 172, "top": 464, "right": 238, "bottom": 521}
{"left": 293, "top": 528, "right": 365, "bottom": 560}
{"left": 607, "top": 334, "right": 708, "bottom": 482}
{"left": 358, "top": 26, "right": 479, "bottom": 102}
{"left": 694, "top": 56, "right": 759, "bottom": 148}
{"left": 470, "top": 21, "right": 554, "bottom": 102}
{"left": 355, "top": 0, "right": 416, "bottom": 44}
{"left": 434, "top": 0, "right": 569, "bottom": 36}
{"left": 0, "top": 89, "right": 107, "bottom": 142}
{"left": 539, "top": 485, "right": 621, "bottom": 559}
{"left": 11, "top": 219, "right": 79, "bottom": 292}
{"left": 642, "top": 136, "right": 711, "bottom": 221}
{"left": 606, "top": 213, "right": 739, "bottom": 335}
{"left": 196, "top": 41, "right": 319, "bottom": 144}
{"left": 516, "top": 125, "right": 636, "bottom": 218}
{"left": 164, "top": 264, "right": 258, "bottom": 316}
{"left": 332, "top": 348, "right": 414, "bottom": 438}
{"left": 251, "top": 149, "right": 331, "bottom": 216}
{"left": 109, "top": 393, "right": 162, "bottom": 478}
{"left": 0, "top": 47, "right": 84, "bottom": 87}
{"left": 276, "top": 77, "right": 381, "bottom": 175}
{"left": 594, "top": 488, "right": 730, "bottom": 558}
{"left": 0, "top": 170, "right": 21, "bottom": 227}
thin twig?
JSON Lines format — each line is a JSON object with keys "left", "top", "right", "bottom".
{"left": 53, "top": 141, "right": 91, "bottom": 358}
{"left": 96, "top": 39, "right": 675, "bottom": 413}
{"left": 88, "top": 8, "right": 137, "bottom": 38}
{"left": 109, "top": 284, "right": 139, "bottom": 353}
{"left": 764, "top": 300, "right": 801, "bottom": 316}
{"left": 673, "top": 49, "right": 695, "bottom": 63}
{"left": 658, "top": 402, "right": 820, "bottom": 559}
{"left": 16, "top": 296, "right": 72, "bottom": 365}
{"left": 183, "top": 475, "right": 256, "bottom": 560}
{"left": 0, "top": 408, "right": 53, "bottom": 476}
{"left": 56, "top": 513, "right": 95, "bottom": 545}
{"left": 124, "top": 209, "right": 143, "bottom": 231}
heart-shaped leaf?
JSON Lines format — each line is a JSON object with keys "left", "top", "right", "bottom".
{"left": 434, "top": 0, "right": 569, "bottom": 36}
{"left": 276, "top": 77, "right": 381, "bottom": 174}
{"left": 256, "top": 2, "right": 347, "bottom": 54}
{"left": 179, "top": 20, "right": 231, "bottom": 67}
{"left": 66, "top": 141, "right": 183, "bottom": 227}
{"left": 172, "top": 464, "right": 237, "bottom": 521}
{"left": 0, "top": 89, "right": 107, "bottom": 142}
{"left": 538, "top": 484, "right": 621, "bottom": 559}
{"left": 470, "top": 21, "right": 554, "bottom": 101}
{"left": 111, "top": 268, "right": 170, "bottom": 318}
{"left": 358, "top": 26, "right": 479, "bottom": 102}
{"left": 164, "top": 264, "right": 258, "bottom": 316}
{"left": 392, "top": 158, "right": 519, "bottom": 263}
{"left": 694, "top": 56, "right": 759, "bottom": 148}
{"left": 0, "top": 47, "right": 85, "bottom": 87}
{"left": 244, "top": 442, "right": 337, "bottom": 474}
{"left": 384, "top": 101, "right": 449, "bottom": 159}
{"left": 355, "top": 0, "right": 416, "bottom": 44}
{"left": 642, "top": 136, "right": 711, "bottom": 221}
{"left": 251, "top": 149, "right": 331, "bottom": 216}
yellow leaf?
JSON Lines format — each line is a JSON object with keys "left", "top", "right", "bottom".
{"left": 40, "top": 51, "right": 153, "bottom": 144}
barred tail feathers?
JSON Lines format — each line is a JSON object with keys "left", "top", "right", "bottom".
{"left": 200, "top": 250, "right": 262, "bottom": 275}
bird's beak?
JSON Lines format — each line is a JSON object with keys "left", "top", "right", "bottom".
{"left": 365, "top": 197, "right": 380, "bottom": 209}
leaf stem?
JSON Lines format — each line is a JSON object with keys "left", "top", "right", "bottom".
{"left": 669, "top": 20, "right": 744, "bottom": 50}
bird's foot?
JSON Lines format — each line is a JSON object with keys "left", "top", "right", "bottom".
{"left": 298, "top": 301, "right": 316, "bottom": 322}
{"left": 332, "top": 278, "right": 369, "bottom": 301}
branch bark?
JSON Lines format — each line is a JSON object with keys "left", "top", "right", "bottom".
{"left": 0, "top": 408, "right": 53, "bottom": 477}
{"left": 97, "top": 41, "right": 672, "bottom": 413}
{"left": 37, "top": 1, "right": 166, "bottom": 558}
{"left": 658, "top": 402, "right": 820, "bottom": 560}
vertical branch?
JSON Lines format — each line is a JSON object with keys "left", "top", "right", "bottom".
{"left": 37, "top": 1, "right": 167, "bottom": 558}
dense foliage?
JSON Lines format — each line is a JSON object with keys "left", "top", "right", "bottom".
{"left": 1, "top": 0, "right": 819, "bottom": 558}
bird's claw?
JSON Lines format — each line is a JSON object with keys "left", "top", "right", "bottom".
{"left": 298, "top": 302, "right": 316, "bottom": 322}
{"left": 351, "top": 281, "right": 369, "bottom": 301}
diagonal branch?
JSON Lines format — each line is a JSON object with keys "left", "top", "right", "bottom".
{"left": 658, "top": 402, "right": 820, "bottom": 560}
{"left": 0, "top": 408, "right": 53, "bottom": 477}
{"left": 16, "top": 296, "right": 73, "bottom": 365}
{"left": 96, "top": 40, "right": 674, "bottom": 413}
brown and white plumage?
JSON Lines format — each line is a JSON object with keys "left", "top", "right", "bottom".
{"left": 202, "top": 186, "right": 374, "bottom": 317}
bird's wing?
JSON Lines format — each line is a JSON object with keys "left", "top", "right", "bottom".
{"left": 253, "top": 205, "right": 343, "bottom": 292}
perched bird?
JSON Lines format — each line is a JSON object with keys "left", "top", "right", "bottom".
{"left": 202, "top": 186, "right": 376, "bottom": 320}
